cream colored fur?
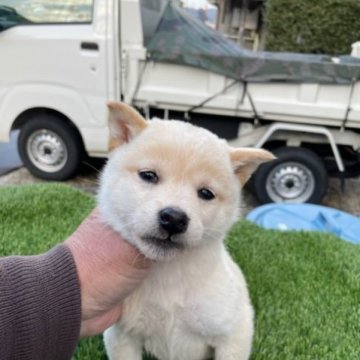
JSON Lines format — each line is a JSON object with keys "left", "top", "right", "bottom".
{"left": 98, "top": 102, "right": 274, "bottom": 360}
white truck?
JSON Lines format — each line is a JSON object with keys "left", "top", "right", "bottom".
{"left": 1, "top": 0, "right": 360, "bottom": 204}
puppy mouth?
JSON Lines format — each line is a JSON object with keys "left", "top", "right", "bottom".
{"left": 141, "top": 235, "right": 185, "bottom": 250}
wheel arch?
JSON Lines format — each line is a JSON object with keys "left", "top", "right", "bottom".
{"left": 255, "top": 123, "right": 345, "bottom": 173}
{"left": 0, "top": 83, "right": 108, "bottom": 153}
{"left": 12, "top": 107, "right": 85, "bottom": 152}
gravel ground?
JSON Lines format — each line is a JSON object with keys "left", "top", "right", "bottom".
{"left": 0, "top": 166, "right": 100, "bottom": 195}
{"left": 1, "top": 165, "right": 360, "bottom": 217}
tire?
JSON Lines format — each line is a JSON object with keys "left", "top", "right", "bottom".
{"left": 252, "top": 147, "right": 328, "bottom": 204}
{"left": 18, "top": 114, "right": 84, "bottom": 180}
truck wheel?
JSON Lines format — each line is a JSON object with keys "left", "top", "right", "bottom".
{"left": 18, "top": 115, "right": 84, "bottom": 180}
{"left": 252, "top": 147, "right": 328, "bottom": 204}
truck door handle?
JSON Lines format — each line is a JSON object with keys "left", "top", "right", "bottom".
{"left": 80, "top": 42, "right": 99, "bottom": 51}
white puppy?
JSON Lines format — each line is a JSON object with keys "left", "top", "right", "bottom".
{"left": 98, "top": 102, "right": 274, "bottom": 360}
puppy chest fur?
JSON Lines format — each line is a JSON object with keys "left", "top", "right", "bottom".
{"left": 99, "top": 102, "right": 275, "bottom": 360}
{"left": 105, "top": 246, "right": 253, "bottom": 360}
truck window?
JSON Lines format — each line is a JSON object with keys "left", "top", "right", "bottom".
{"left": 0, "top": 0, "right": 93, "bottom": 31}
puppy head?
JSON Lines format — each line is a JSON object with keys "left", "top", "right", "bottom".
{"left": 98, "top": 102, "right": 274, "bottom": 260}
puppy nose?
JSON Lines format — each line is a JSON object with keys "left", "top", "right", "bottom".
{"left": 158, "top": 207, "right": 189, "bottom": 235}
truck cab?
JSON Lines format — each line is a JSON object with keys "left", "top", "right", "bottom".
{"left": 0, "top": 0, "right": 121, "bottom": 179}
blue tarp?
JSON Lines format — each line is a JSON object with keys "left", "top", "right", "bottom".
{"left": 247, "top": 204, "right": 360, "bottom": 244}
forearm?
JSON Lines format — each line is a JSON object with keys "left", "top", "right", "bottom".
{"left": 0, "top": 245, "right": 81, "bottom": 360}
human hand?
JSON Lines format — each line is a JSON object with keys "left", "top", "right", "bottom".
{"left": 66, "top": 209, "right": 152, "bottom": 337}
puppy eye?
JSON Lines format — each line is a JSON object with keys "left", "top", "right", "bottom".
{"left": 198, "top": 188, "right": 215, "bottom": 201}
{"left": 138, "top": 170, "right": 159, "bottom": 184}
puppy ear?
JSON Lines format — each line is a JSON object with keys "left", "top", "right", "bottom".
{"left": 107, "top": 101, "right": 148, "bottom": 151}
{"left": 229, "top": 147, "right": 275, "bottom": 185}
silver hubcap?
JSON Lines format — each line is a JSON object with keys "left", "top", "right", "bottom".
{"left": 266, "top": 161, "right": 315, "bottom": 203}
{"left": 26, "top": 130, "right": 67, "bottom": 173}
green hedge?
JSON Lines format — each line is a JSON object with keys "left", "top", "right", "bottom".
{"left": 264, "top": 0, "right": 360, "bottom": 55}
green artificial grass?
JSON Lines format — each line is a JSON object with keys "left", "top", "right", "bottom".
{"left": 1, "top": 184, "right": 359, "bottom": 359}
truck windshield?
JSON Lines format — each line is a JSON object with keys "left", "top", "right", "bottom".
{"left": 0, "top": 5, "right": 30, "bottom": 31}
{"left": 0, "top": 0, "right": 93, "bottom": 31}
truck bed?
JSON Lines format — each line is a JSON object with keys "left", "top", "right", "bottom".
{"left": 135, "top": 62, "right": 360, "bottom": 131}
